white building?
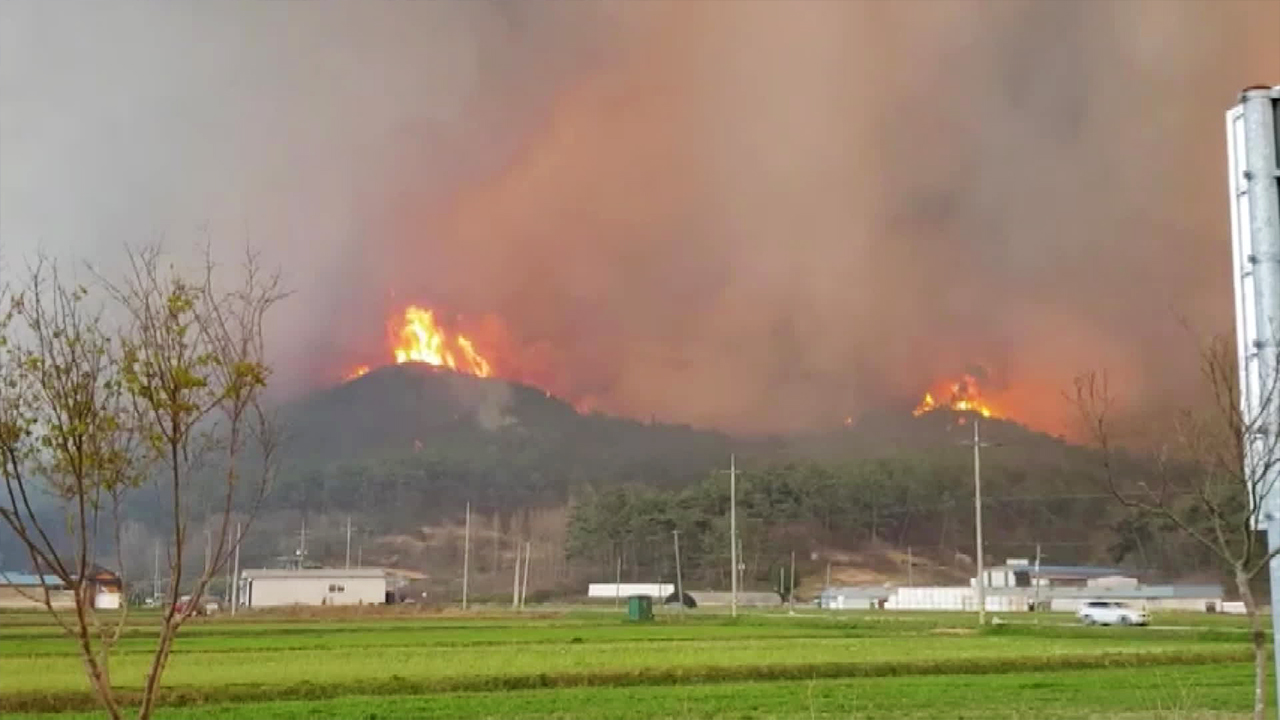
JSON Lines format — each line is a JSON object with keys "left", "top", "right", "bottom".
{"left": 819, "top": 586, "right": 891, "bottom": 610}
{"left": 240, "top": 568, "right": 387, "bottom": 608}
{"left": 587, "top": 583, "right": 674, "bottom": 600}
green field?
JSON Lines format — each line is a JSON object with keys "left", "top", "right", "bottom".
{"left": 0, "top": 607, "right": 1269, "bottom": 719}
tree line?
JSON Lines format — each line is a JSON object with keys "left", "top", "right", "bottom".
{"left": 566, "top": 453, "right": 1221, "bottom": 589}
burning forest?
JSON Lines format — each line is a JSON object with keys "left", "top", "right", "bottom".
{"left": 348, "top": 304, "right": 1026, "bottom": 430}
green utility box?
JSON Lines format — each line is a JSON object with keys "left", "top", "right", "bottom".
{"left": 626, "top": 595, "right": 654, "bottom": 622}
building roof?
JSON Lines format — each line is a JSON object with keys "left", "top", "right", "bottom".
{"left": 0, "top": 572, "right": 66, "bottom": 588}
{"left": 241, "top": 568, "right": 388, "bottom": 580}
{"left": 686, "top": 591, "right": 781, "bottom": 606}
{"left": 381, "top": 568, "right": 428, "bottom": 581}
{"left": 1047, "top": 584, "right": 1223, "bottom": 599}
{"left": 821, "top": 586, "right": 893, "bottom": 599}
{"left": 989, "top": 564, "right": 1130, "bottom": 579}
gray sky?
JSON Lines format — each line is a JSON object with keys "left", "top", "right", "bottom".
{"left": 2, "top": 0, "right": 1278, "bottom": 435}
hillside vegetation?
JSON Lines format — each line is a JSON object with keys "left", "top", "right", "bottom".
{"left": 33, "top": 365, "right": 1212, "bottom": 594}
{"left": 239, "top": 366, "right": 1210, "bottom": 585}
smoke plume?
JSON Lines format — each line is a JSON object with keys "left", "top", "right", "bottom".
{"left": 2, "top": 1, "right": 1277, "bottom": 435}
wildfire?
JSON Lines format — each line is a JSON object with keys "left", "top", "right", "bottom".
{"left": 391, "top": 305, "right": 493, "bottom": 377}
{"left": 345, "top": 365, "right": 370, "bottom": 381}
{"left": 912, "top": 374, "right": 999, "bottom": 418}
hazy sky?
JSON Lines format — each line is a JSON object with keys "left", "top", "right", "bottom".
{"left": 2, "top": 0, "right": 1278, "bottom": 435}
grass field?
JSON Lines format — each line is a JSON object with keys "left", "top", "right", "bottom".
{"left": 0, "top": 607, "right": 1269, "bottom": 719}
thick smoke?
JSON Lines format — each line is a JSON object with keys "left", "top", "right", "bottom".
{"left": 2, "top": 1, "right": 1278, "bottom": 436}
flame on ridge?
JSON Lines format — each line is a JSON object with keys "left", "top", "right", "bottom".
{"left": 391, "top": 305, "right": 493, "bottom": 377}
{"left": 912, "top": 374, "right": 999, "bottom": 418}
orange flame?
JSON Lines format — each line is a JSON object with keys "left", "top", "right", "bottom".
{"left": 344, "top": 365, "right": 370, "bottom": 382}
{"left": 391, "top": 306, "right": 493, "bottom": 377}
{"left": 912, "top": 375, "right": 999, "bottom": 418}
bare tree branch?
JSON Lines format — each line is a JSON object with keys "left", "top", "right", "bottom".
{"left": 1, "top": 247, "right": 283, "bottom": 720}
{"left": 1072, "top": 331, "right": 1280, "bottom": 720}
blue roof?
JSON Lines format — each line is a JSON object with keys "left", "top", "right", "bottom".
{"left": 0, "top": 572, "right": 66, "bottom": 588}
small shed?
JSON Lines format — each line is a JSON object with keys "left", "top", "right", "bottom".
{"left": 83, "top": 567, "right": 123, "bottom": 609}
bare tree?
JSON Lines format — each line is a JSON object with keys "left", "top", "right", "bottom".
{"left": 1072, "top": 335, "right": 1280, "bottom": 720}
{"left": 0, "top": 262, "right": 139, "bottom": 718}
{"left": 0, "top": 248, "right": 282, "bottom": 720}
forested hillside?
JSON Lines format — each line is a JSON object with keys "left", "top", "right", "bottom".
{"left": 268, "top": 364, "right": 739, "bottom": 523}
{"left": 43, "top": 364, "right": 1213, "bottom": 593}
{"left": 245, "top": 366, "right": 1212, "bottom": 584}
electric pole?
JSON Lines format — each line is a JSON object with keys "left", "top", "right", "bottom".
{"left": 1033, "top": 542, "right": 1042, "bottom": 614}
{"left": 974, "top": 419, "right": 985, "bottom": 625}
{"left": 788, "top": 550, "right": 796, "bottom": 615}
{"left": 345, "top": 516, "right": 352, "bottom": 570}
{"left": 152, "top": 542, "right": 160, "bottom": 602}
{"left": 462, "top": 502, "right": 471, "bottom": 611}
{"left": 961, "top": 418, "right": 995, "bottom": 626}
{"left": 712, "top": 454, "right": 741, "bottom": 617}
{"left": 672, "top": 530, "right": 684, "bottom": 614}
{"left": 614, "top": 554, "right": 622, "bottom": 608}
{"left": 521, "top": 541, "right": 531, "bottom": 609}
{"left": 511, "top": 541, "right": 521, "bottom": 609}
{"left": 225, "top": 527, "right": 233, "bottom": 604}
{"left": 907, "top": 546, "right": 914, "bottom": 588}
{"left": 231, "top": 522, "right": 241, "bottom": 615}
{"left": 721, "top": 454, "right": 737, "bottom": 617}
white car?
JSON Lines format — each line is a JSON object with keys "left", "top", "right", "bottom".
{"left": 1077, "top": 600, "right": 1149, "bottom": 626}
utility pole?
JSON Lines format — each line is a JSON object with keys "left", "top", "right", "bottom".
{"left": 737, "top": 536, "right": 745, "bottom": 596}
{"left": 231, "top": 522, "right": 241, "bottom": 615}
{"left": 204, "top": 528, "right": 211, "bottom": 576}
{"left": 299, "top": 517, "right": 307, "bottom": 566}
{"left": 713, "top": 455, "right": 740, "bottom": 616}
{"left": 960, "top": 418, "right": 994, "bottom": 626}
{"left": 462, "top": 503, "right": 473, "bottom": 610}
{"left": 614, "top": 554, "right": 622, "bottom": 608}
{"left": 672, "top": 530, "right": 684, "bottom": 614}
{"left": 1227, "top": 85, "right": 1280, "bottom": 716}
{"left": 1033, "top": 542, "right": 1042, "bottom": 614}
{"left": 788, "top": 550, "right": 796, "bottom": 614}
{"left": 729, "top": 454, "right": 737, "bottom": 617}
{"left": 974, "top": 419, "right": 985, "bottom": 625}
{"left": 345, "top": 516, "right": 352, "bottom": 570}
{"left": 152, "top": 542, "right": 160, "bottom": 602}
{"left": 825, "top": 561, "right": 831, "bottom": 591}
{"left": 511, "top": 541, "right": 521, "bottom": 609}
{"left": 225, "top": 528, "right": 233, "bottom": 604}
{"left": 907, "top": 546, "right": 914, "bottom": 588}
{"left": 521, "top": 541, "right": 531, "bottom": 609}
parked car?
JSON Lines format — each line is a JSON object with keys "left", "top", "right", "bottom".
{"left": 173, "top": 595, "right": 206, "bottom": 617}
{"left": 1077, "top": 600, "right": 1149, "bottom": 626}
